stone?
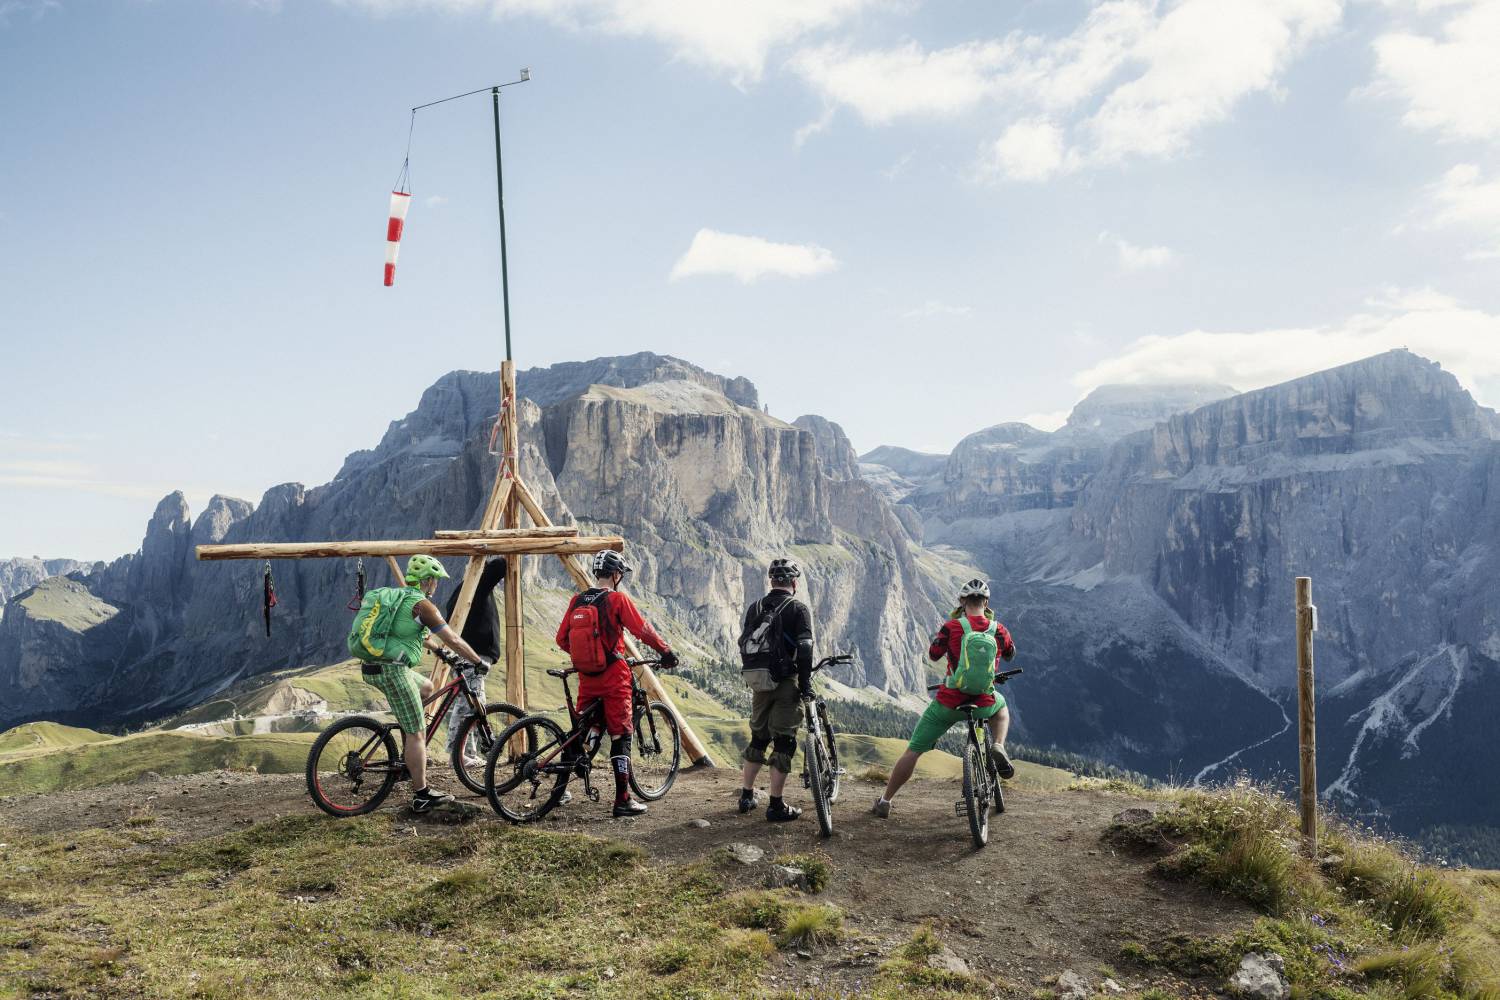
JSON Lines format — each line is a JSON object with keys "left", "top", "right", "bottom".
{"left": 726, "top": 843, "right": 765, "bottom": 865}
{"left": 1102, "top": 978, "right": 1126, "bottom": 994}
{"left": 1056, "top": 970, "right": 1091, "bottom": 1000}
{"left": 688, "top": 818, "right": 711, "bottom": 829}
{"left": 765, "top": 865, "right": 809, "bottom": 890}
{"left": 925, "top": 946, "right": 970, "bottom": 976}
{"left": 1228, "top": 952, "right": 1290, "bottom": 1000}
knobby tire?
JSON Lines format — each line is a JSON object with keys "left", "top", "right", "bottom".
{"left": 629, "top": 702, "right": 680, "bottom": 801}
{"left": 448, "top": 700, "right": 526, "bottom": 796}
{"left": 306, "top": 715, "right": 400, "bottom": 818}
{"left": 484, "top": 715, "right": 570, "bottom": 824}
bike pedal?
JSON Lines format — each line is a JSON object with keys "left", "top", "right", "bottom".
{"left": 954, "top": 801, "right": 966, "bottom": 816}
{"left": 588, "top": 788, "right": 601, "bottom": 803}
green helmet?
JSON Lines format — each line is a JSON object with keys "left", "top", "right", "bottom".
{"left": 404, "top": 554, "right": 450, "bottom": 585}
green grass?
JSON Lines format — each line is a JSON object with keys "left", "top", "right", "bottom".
{"left": 0, "top": 720, "right": 110, "bottom": 754}
{"left": 1121, "top": 781, "right": 1500, "bottom": 1000}
{"left": 0, "top": 812, "right": 781, "bottom": 999}
{"left": 773, "top": 853, "right": 832, "bottom": 894}
{"left": 0, "top": 730, "right": 314, "bottom": 795}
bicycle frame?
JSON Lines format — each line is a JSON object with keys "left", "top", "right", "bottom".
{"left": 347, "top": 668, "right": 486, "bottom": 771}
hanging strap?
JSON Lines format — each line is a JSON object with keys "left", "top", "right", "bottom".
{"left": 263, "top": 562, "right": 278, "bottom": 638}
{"left": 347, "top": 557, "right": 367, "bottom": 611}
{"left": 393, "top": 111, "right": 415, "bottom": 194}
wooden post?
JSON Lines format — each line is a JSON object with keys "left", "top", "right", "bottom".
{"left": 500, "top": 361, "right": 526, "bottom": 712}
{"left": 1296, "top": 576, "right": 1318, "bottom": 856}
{"left": 386, "top": 556, "right": 405, "bottom": 584}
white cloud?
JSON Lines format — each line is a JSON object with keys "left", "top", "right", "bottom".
{"left": 790, "top": 0, "right": 1340, "bottom": 174}
{"left": 1369, "top": 0, "right": 1500, "bottom": 144}
{"left": 788, "top": 39, "right": 1014, "bottom": 125}
{"left": 669, "top": 229, "right": 839, "bottom": 284}
{"left": 900, "top": 300, "right": 973, "bottom": 319}
{"left": 1071, "top": 290, "right": 1500, "bottom": 405}
{"left": 424, "top": 194, "right": 449, "bottom": 207}
{"left": 880, "top": 150, "right": 916, "bottom": 180}
{"left": 983, "top": 119, "right": 1069, "bottom": 182}
{"left": 1099, "top": 230, "right": 1178, "bottom": 271}
{"left": 1424, "top": 163, "right": 1500, "bottom": 257}
{"left": 340, "top": 0, "right": 876, "bottom": 83}
{"left": 0, "top": 0, "right": 60, "bottom": 26}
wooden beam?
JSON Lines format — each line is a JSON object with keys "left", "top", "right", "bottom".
{"left": 504, "top": 494, "right": 525, "bottom": 712}
{"left": 1295, "top": 576, "right": 1318, "bottom": 857}
{"left": 434, "top": 527, "right": 578, "bottom": 540}
{"left": 196, "top": 536, "right": 623, "bottom": 561}
{"left": 385, "top": 556, "right": 405, "bottom": 585}
{"left": 510, "top": 478, "right": 715, "bottom": 768}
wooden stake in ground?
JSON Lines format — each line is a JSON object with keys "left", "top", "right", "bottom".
{"left": 1295, "top": 576, "right": 1318, "bottom": 856}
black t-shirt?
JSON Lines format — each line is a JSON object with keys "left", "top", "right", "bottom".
{"left": 739, "top": 588, "right": 814, "bottom": 687}
{"left": 443, "top": 558, "right": 507, "bottom": 661}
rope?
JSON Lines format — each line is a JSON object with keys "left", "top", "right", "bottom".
{"left": 262, "top": 562, "right": 277, "bottom": 638}
{"left": 393, "top": 111, "right": 415, "bottom": 193}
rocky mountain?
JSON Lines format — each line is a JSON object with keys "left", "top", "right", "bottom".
{"left": 0, "top": 354, "right": 947, "bottom": 731}
{"left": 0, "top": 558, "right": 95, "bottom": 616}
{"left": 861, "top": 350, "right": 1500, "bottom": 849}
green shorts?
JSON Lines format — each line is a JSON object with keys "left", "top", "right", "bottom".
{"left": 748, "top": 678, "right": 803, "bottom": 743}
{"left": 906, "top": 695, "right": 1005, "bottom": 754}
{"left": 363, "top": 664, "right": 428, "bottom": 736}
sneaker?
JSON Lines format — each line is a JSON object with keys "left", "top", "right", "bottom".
{"left": 766, "top": 800, "right": 802, "bottom": 823}
{"left": 737, "top": 789, "right": 757, "bottom": 814}
{"left": 988, "top": 743, "right": 1016, "bottom": 780}
{"left": 461, "top": 754, "right": 485, "bottom": 771}
{"left": 412, "top": 787, "right": 455, "bottom": 813}
{"left": 871, "top": 797, "right": 890, "bottom": 819}
{"left": 613, "top": 799, "right": 648, "bottom": 818}
{"left": 559, "top": 789, "right": 574, "bottom": 806}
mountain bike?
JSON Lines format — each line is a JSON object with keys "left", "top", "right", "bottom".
{"left": 928, "top": 667, "right": 1022, "bottom": 847}
{"left": 483, "top": 656, "right": 682, "bottom": 823}
{"left": 802, "top": 653, "right": 850, "bottom": 838}
{"left": 305, "top": 648, "right": 525, "bottom": 817}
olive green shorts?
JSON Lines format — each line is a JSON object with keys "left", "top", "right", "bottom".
{"left": 363, "top": 664, "right": 428, "bottom": 736}
{"left": 748, "top": 678, "right": 802, "bottom": 744}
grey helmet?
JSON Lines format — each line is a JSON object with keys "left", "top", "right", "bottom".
{"left": 593, "top": 550, "right": 632, "bottom": 578}
{"left": 958, "top": 578, "right": 990, "bottom": 599}
{"left": 769, "top": 558, "right": 802, "bottom": 583}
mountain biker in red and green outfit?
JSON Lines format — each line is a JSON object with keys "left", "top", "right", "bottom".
{"left": 361, "top": 554, "right": 490, "bottom": 814}
{"left": 555, "top": 549, "right": 679, "bottom": 818}
{"left": 873, "top": 578, "right": 1016, "bottom": 818}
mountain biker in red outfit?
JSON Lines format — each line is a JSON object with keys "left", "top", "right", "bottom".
{"left": 555, "top": 549, "right": 679, "bottom": 817}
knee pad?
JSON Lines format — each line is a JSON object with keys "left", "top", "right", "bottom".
{"left": 610, "top": 735, "right": 632, "bottom": 759}
{"left": 770, "top": 734, "right": 797, "bottom": 773}
{"left": 743, "top": 736, "right": 770, "bottom": 765}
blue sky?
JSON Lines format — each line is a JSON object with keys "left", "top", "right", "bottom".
{"left": 3, "top": 0, "right": 1498, "bottom": 559}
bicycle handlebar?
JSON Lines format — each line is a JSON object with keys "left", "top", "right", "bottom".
{"left": 812, "top": 653, "right": 853, "bottom": 672}
{"left": 434, "top": 647, "right": 488, "bottom": 675}
{"left": 925, "top": 667, "right": 1022, "bottom": 693}
{"left": 626, "top": 657, "right": 677, "bottom": 670}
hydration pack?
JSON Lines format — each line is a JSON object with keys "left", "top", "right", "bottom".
{"left": 346, "top": 586, "right": 424, "bottom": 665}
{"left": 949, "top": 616, "right": 999, "bottom": 696}
{"left": 565, "top": 589, "right": 618, "bottom": 675}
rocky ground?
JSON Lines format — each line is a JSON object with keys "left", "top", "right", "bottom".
{"left": 2, "top": 766, "right": 1256, "bottom": 997}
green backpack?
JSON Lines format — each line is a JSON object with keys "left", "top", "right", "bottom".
{"left": 949, "top": 616, "right": 998, "bottom": 696}
{"left": 346, "top": 586, "right": 424, "bottom": 665}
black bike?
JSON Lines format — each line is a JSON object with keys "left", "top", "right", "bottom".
{"left": 928, "top": 667, "right": 1022, "bottom": 847}
{"left": 483, "top": 656, "right": 682, "bottom": 822}
{"left": 802, "top": 653, "right": 850, "bottom": 838}
{"left": 305, "top": 648, "right": 525, "bottom": 816}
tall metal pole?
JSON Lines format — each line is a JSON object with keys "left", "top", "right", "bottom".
{"left": 492, "top": 87, "right": 513, "bottom": 362}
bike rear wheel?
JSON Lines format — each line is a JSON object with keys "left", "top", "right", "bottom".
{"left": 817, "top": 702, "right": 842, "bottom": 805}
{"left": 449, "top": 701, "right": 527, "bottom": 796}
{"left": 629, "top": 702, "right": 680, "bottom": 801}
{"left": 804, "top": 724, "right": 834, "bottom": 838}
{"left": 484, "top": 716, "right": 570, "bottom": 823}
{"left": 962, "top": 739, "right": 991, "bottom": 848}
{"left": 306, "top": 715, "right": 400, "bottom": 817}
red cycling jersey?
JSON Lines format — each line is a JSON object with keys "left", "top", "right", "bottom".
{"left": 928, "top": 614, "right": 1015, "bottom": 710}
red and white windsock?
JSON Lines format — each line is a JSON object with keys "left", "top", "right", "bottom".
{"left": 384, "top": 190, "right": 412, "bottom": 286}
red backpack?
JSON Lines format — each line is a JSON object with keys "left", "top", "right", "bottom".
{"left": 565, "top": 589, "right": 619, "bottom": 674}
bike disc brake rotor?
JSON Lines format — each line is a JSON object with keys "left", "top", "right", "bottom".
{"left": 340, "top": 750, "right": 366, "bottom": 783}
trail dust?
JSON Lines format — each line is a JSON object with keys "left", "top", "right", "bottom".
{"left": 1, "top": 765, "right": 1255, "bottom": 994}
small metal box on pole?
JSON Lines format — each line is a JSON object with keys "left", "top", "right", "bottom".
{"left": 1295, "top": 576, "right": 1318, "bottom": 856}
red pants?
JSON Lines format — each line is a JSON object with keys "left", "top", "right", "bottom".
{"left": 576, "top": 662, "right": 633, "bottom": 736}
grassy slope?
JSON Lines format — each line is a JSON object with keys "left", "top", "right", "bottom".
{"left": 0, "top": 721, "right": 110, "bottom": 754}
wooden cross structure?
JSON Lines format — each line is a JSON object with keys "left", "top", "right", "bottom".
{"left": 197, "top": 360, "right": 715, "bottom": 768}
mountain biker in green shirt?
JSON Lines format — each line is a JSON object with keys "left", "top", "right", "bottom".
{"left": 361, "top": 554, "right": 489, "bottom": 813}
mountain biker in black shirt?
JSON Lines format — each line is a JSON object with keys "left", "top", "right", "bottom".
{"left": 736, "top": 558, "right": 814, "bottom": 822}
{"left": 443, "top": 557, "right": 506, "bottom": 768}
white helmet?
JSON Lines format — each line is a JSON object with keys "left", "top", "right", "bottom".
{"left": 958, "top": 578, "right": 990, "bottom": 599}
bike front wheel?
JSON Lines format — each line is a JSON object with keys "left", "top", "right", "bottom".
{"left": 449, "top": 701, "right": 527, "bottom": 796}
{"left": 484, "top": 716, "right": 570, "bottom": 824}
{"left": 962, "top": 740, "right": 991, "bottom": 848}
{"left": 817, "top": 702, "right": 842, "bottom": 805}
{"left": 629, "top": 702, "right": 681, "bottom": 801}
{"left": 804, "top": 724, "right": 834, "bottom": 838}
{"left": 305, "top": 715, "right": 401, "bottom": 817}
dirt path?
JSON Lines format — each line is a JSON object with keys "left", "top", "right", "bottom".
{"left": 1, "top": 767, "right": 1252, "bottom": 994}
